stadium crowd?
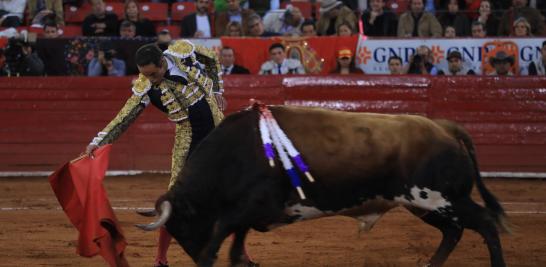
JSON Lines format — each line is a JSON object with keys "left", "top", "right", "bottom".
{"left": 0, "top": 0, "right": 545, "bottom": 77}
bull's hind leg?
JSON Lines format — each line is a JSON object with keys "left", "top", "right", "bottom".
{"left": 453, "top": 198, "right": 506, "bottom": 267}
{"left": 406, "top": 207, "right": 463, "bottom": 267}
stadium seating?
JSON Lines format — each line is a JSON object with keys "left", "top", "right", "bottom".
{"left": 139, "top": 3, "right": 169, "bottom": 22}
{"left": 64, "top": 3, "right": 92, "bottom": 24}
{"left": 60, "top": 25, "right": 84, "bottom": 37}
{"left": 171, "top": 2, "right": 196, "bottom": 22}
{"left": 104, "top": 2, "right": 125, "bottom": 19}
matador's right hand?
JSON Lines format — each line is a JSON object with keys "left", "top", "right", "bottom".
{"left": 84, "top": 144, "right": 99, "bottom": 159}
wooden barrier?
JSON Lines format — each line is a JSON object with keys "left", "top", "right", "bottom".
{"left": 0, "top": 76, "right": 545, "bottom": 173}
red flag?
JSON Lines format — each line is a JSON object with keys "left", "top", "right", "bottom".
{"left": 49, "top": 145, "right": 129, "bottom": 267}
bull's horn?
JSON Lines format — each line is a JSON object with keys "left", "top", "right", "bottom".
{"left": 136, "top": 209, "right": 158, "bottom": 217}
{"left": 135, "top": 201, "right": 172, "bottom": 231}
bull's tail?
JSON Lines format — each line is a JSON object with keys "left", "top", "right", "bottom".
{"left": 435, "top": 120, "right": 510, "bottom": 233}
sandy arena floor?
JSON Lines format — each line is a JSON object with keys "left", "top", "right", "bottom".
{"left": 0, "top": 175, "right": 544, "bottom": 267}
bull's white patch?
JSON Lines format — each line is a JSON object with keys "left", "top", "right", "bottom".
{"left": 284, "top": 203, "right": 326, "bottom": 221}
{"left": 394, "top": 186, "right": 451, "bottom": 211}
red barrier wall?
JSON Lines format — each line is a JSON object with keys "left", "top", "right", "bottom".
{"left": 1, "top": 76, "right": 545, "bottom": 173}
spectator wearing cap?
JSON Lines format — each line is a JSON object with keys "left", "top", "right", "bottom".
{"left": 26, "top": 0, "right": 64, "bottom": 27}
{"left": 498, "top": 0, "right": 545, "bottom": 36}
{"left": 361, "top": 0, "right": 398, "bottom": 37}
{"left": 263, "top": 6, "right": 304, "bottom": 36}
{"left": 82, "top": 0, "right": 119, "bottom": 36}
{"left": 180, "top": 0, "right": 214, "bottom": 38}
{"left": 331, "top": 47, "right": 363, "bottom": 74}
{"left": 471, "top": 21, "right": 486, "bottom": 38}
{"left": 316, "top": 0, "right": 358, "bottom": 36}
{"left": 215, "top": 0, "right": 256, "bottom": 37}
{"left": 527, "top": 41, "right": 546, "bottom": 76}
{"left": 489, "top": 51, "right": 515, "bottom": 76}
{"left": 300, "top": 20, "right": 317, "bottom": 37}
{"left": 259, "top": 43, "right": 305, "bottom": 75}
{"left": 398, "top": 0, "right": 442, "bottom": 37}
{"left": 476, "top": 0, "right": 499, "bottom": 37}
{"left": 388, "top": 56, "right": 403, "bottom": 74}
{"left": 119, "top": 20, "right": 136, "bottom": 38}
{"left": 437, "top": 0, "right": 471, "bottom": 37}
{"left": 511, "top": 17, "right": 532, "bottom": 37}
{"left": 245, "top": 14, "right": 280, "bottom": 37}
{"left": 438, "top": 51, "right": 476, "bottom": 75}
{"left": 122, "top": 0, "right": 155, "bottom": 37}
{"left": 220, "top": 46, "right": 250, "bottom": 74}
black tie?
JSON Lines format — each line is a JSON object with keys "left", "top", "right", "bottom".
{"left": 277, "top": 64, "right": 282, "bottom": 74}
{"left": 223, "top": 68, "right": 229, "bottom": 74}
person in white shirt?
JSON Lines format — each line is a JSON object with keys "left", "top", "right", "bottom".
{"left": 259, "top": 43, "right": 305, "bottom": 75}
{"left": 180, "top": 0, "right": 213, "bottom": 38}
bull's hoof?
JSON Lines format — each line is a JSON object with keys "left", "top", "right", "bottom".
{"left": 136, "top": 209, "right": 157, "bottom": 217}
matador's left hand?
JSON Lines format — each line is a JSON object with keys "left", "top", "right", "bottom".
{"left": 214, "top": 94, "right": 227, "bottom": 111}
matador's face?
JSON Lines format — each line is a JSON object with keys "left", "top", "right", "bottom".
{"left": 138, "top": 57, "right": 167, "bottom": 86}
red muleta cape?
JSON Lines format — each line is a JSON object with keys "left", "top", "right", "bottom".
{"left": 49, "top": 145, "right": 129, "bottom": 266}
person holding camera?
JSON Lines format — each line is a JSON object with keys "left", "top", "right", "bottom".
{"left": 87, "top": 49, "right": 126, "bottom": 77}
{"left": 3, "top": 39, "right": 45, "bottom": 76}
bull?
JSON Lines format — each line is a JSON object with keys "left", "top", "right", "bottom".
{"left": 137, "top": 105, "right": 508, "bottom": 267}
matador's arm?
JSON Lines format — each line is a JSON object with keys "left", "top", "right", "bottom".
{"left": 89, "top": 94, "right": 149, "bottom": 146}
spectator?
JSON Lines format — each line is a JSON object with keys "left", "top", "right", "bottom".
{"left": 398, "top": 0, "right": 442, "bottom": 37}
{"left": 528, "top": 40, "right": 546, "bottom": 76}
{"left": 437, "top": 0, "right": 471, "bottom": 36}
{"left": 26, "top": 0, "right": 64, "bottom": 27}
{"left": 444, "top": 25, "right": 456, "bottom": 37}
{"left": 244, "top": 0, "right": 281, "bottom": 17}
{"left": 123, "top": 0, "right": 155, "bottom": 37}
{"left": 245, "top": 14, "right": 280, "bottom": 37}
{"left": 476, "top": 0, "right": 499, "bottom": 37}
{"left": 511, "top": 17, "right": 532, "bottom": 37}
{"left": 336, "top": 21, "right": 355, "bottom": 36}
{"left": 498, "top": 0, "right": 545, "bottom": 36}
{"left": 119, "top": 20, "right": 136, "bottom": 38}
{"left": 259, "top": 43, "right": 305, "bottom": 74}
{"left": 155, "top": 29, "right": 172, "bottom": 51}
{"left": 220, "top": 46, "right": 250, "bottom": 74}
{"left": 331, "top": 47, "right": 363, "bottom": 74}
{"left": 3, "top": 38, "right": 44, "bottom": 76}
{"left": 0, "top": 0, "right": 26, "bottom": 27}
{"left": 263, "top": 6, "right": 304, "bottom": 36}
{"left": 180, "top": 0, "right": 214, "bottom": 38}
{"left": 316, "top": 0, "right": 358, "bottom": 36}
{"left": 388, "top": 55, "right": 403, "bottom": 74}
{"left": 471, "top": 21, "right": 486, "bottom": 38}
{"left": 0, "top": 48, "right": 8, "bottom": 76}
{"left": 87, "top": 46, "right": 126, "bottom": 77}
{"left": 224, "top": 21, "right": 244, "bottom": 36}
{"left": 361, "top": 0, "right": 398, "bottom": 37}
{"left": 489, "top": 51, "right": 515, "bottom": 76}
{"left": 42, "top": 21, "right": 60, "bottom": 38}
{"left": 438, "top": 50, "right": 475, "bottom": 75}
{"left": 215, "top": 0, "right": 256, "bottom": 37}
{"left": 82, "top": 0, "right": 119, "bottom": 36}
{"left": 407, "top": 45, "right": 438, "bottom": 74}
{"left": 300, "top": 20, "right": 317, "bottom": 37}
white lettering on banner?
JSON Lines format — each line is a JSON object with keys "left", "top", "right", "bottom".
{"left": 356, "top": 37, "right": 546, "bottom": 74}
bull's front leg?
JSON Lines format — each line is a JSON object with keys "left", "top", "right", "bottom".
{"left": 197, "top": 222, "right": 233, "bottom": 267}
{"left": 229, "top": 229, "right": 259, "bottom": 267}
